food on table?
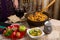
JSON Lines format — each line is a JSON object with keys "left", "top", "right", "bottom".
{"left": 8, "top": 15, "right": 21, "bottom": 23}
{"left": 16, "top": 32, "right": 21, "bottom": 38}
{"left": 3, "top": 30, "right": 6, "bottom": 34}
{"left": 11, "top": 31, "right": 17, "bottom": 38}
{"left": 29, "top": 28, "right": 42, "bottom": 36}
{"left": 3, "top": 24, "right": 26, "bottom": 39}
{"left": 4, "top": 30, "right": 13, "bottom": 36}
{"left": 19, "top": 25, "right": 26, "bottom": 32}
{"left": 28, "top": 12, "right": 48, "bottom": 21}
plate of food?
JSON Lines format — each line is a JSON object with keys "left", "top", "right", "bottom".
{"left": 27, "top": 27, "right": 44, "bottom": 39}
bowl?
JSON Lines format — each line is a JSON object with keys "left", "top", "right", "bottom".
{"left": 27, "top": 27, "right": 44, "bottom": 39}
{"left": 3, "top": 23, "right": 26, "bottom": 39}
{"left": 25, "top": 12, "right": 49, "bottom": 27}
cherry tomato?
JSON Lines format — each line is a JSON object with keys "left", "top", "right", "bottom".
{"left": 20, "top": 31, "right": 26, "bottom": 37}
{"left": 11, "top": 24, "right": 19, "bottom": 31}
{"left": 13, "top": 25, "right": 19, "bottom": 28}
{"left": 10, "top": 31, "right": 17, "bottom": 38}
{"left": 16, "top": 32, "right": 21, "bottom": 38}
{"left": 3, "top": 30, "right": 6, "bottom": 34}
{"left": 7, "top": 26, "right": 13, "bottom": 29}
{"left": 11, "top": 24, "right": 19, "bottom": 28}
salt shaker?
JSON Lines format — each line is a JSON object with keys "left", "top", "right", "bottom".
{"left": 44, "top": 21, "right": 52, "bottom": 34}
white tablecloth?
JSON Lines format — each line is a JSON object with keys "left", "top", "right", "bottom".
{"left": 0, "top": 19, "right": 60, "bottom": 40}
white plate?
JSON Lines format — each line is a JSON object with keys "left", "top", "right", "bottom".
{"left": 27, "top": 27, "right": 44, "bottom": 39}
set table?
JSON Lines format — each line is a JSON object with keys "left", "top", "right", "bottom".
{"left": 0, "top": 19, "right": 60, "bottom": 40}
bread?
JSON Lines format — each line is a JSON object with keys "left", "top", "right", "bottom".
{"left": 8, "top": 15, "right": 21, "bottom": 23}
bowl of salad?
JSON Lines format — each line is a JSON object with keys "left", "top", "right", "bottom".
{"left": 3, "top": 23, "right": 27, "bottom": 39}
{"left": 27, "top": 27, "right": 44, "bottom": 39}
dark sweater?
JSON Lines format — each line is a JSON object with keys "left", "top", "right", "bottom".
{"left": 0, "top": 0, "right": 14, "bottom": 22}
{"left": 0, "top": 0, "right": 25, "bottom": 22}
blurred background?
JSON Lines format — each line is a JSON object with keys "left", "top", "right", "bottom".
{"left": 14, "top": 0, "right": 60, "bottom": 20}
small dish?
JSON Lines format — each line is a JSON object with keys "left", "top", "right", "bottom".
{"left": 27, "top": 27, "right": 44, "bottom": 39}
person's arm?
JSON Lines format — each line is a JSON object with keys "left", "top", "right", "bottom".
{"left": 12, "top": 0, "right": 19, "bottom": 9}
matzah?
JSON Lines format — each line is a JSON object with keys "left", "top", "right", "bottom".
{"left": 8, "top": 15, "right": 21, "bottom": 23}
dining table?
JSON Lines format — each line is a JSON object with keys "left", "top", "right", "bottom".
{"left": 0, "top": 18, "right": 60, "bottom": 40}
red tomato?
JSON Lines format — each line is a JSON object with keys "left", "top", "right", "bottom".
{"left": 16, "top": 31, "right": 25, "bottom": 38}
{"left": 19, "top": 30, "right": 26, "bottom": 38}
{"left": 12, "top": 31, "right": 16, "bottom": 36}
{"left": 16, "top": 32, "right": 21, "bottom": 38}
{"left": 20, "top": 31, "right": 26, "bottom": 36}
{"left": 11, "top": 24, "right": 19, "bottom": 28}
{"left": 10, "top": 31, "right": 17, "bottom": 38}
{"left": 3, "top": 30, "right": 6, "bottom": 34}
{"left": 12, "top": 27, "right": 18, "bottom": 31}
{"left": 13, "top": 25, "right": 19, "bottom": 28}
{"left": 11, "top": 24, "right": 19, "bottom": 31}
{"left": 8, "top": 26, "right": 13, "bottom": 29}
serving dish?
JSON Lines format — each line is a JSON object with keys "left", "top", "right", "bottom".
{"left": 27, "top": 27, "right": 44, "bottom": 39}
{"left": 3, "top": 23, "right": 27, "bottom": 39}
{"left": 25, "top": 12, "right": 49, "bottom": 27}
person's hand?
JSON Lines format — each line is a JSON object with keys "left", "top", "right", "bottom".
{"left": 13, "top": 0, "right": 19, "bottom": 9}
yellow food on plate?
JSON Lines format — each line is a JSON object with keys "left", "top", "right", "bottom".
{"left": 29, "top": 28, "right": 42, "bottom": 36}
{"left": 28, "top": 12, "right": 48, "bottom": 22}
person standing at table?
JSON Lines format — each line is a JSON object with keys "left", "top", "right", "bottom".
{"left": 0, "top": 0, "right": 24, "bottom": 22}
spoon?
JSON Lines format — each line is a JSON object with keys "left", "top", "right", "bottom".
{"left": 36, "top": 0, "right": 55, "bottom": 13}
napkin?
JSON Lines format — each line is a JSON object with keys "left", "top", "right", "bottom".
{"left": 8, "top": 15, "right": 21, "bottom": 23}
